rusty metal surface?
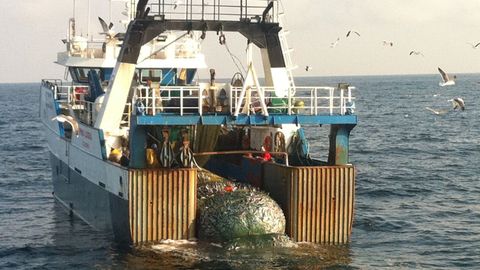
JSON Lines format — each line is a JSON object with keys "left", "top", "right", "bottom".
{"left": 263, "top": 164, "right": 355, "bottom": 244}
{"left": 129, "top": 168, "right": 197, "bottom": 244}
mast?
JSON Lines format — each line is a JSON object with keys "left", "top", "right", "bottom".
{"left": 109, "top": 0, "right": 112, "bottom": 22}
{"left": 73, "top": 0, "right": 76, "bottom": 22}
{"left": 87, "top": 0, "right": 91, "bottom": 39}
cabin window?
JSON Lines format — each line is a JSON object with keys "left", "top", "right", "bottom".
{"left": 140, "top": 69, "right": 162, "bottom": 84}
{"left": 101, "top": 68, "right": 113, "bottom": 81}
{"left": 139, "top": 69, "right": 178, "bottom": 86}
{"left": 186, "top": 69, "right": 197, "bottom": 84}
{"left": 70, "top": 67, "right": 102, "bottom": 83}
{"left": 161, "top": 69, "right": 176, "bottom": 86}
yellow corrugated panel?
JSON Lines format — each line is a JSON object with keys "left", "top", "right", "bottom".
{"left": 129, "top": 168, "right": 197, "bottom": 244}
{"left": 264, "top": 164, "right": 355, "bottom": 244}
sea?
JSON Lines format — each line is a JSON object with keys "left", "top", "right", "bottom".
{"left": 1, "top": 74, "right": 479, "bottom": 269}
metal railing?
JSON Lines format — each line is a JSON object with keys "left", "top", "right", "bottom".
{"left": 231, "top": 86, "right": 356, "bottom": 116}
{"left": 63, "top": 35, "right": 200, "bottom": 60}
{"left": 148, "top": 0, "right": 280, "bottom": 22}
{"left": 42, "top": 80, "right": 131, "bottom": 127}
{"left": 133, "top": 85, "right": 356, "bottom": 117}
{"left": 43, "top": 79, "right": 355, "bottom": 127}
{"left": 133, "top": 86, "right": 205, "bottom": 116}
{"left": 64, "top": 40, "right": 109, "bottom": 58}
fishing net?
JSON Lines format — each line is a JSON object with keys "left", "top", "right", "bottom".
{"left": 197, "top": 170, "right": 286, "bottom": 242}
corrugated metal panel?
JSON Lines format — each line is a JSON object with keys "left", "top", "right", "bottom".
{"left": 264, "top": 164, "right": 355, "bottom": 244}
{"left": 129, "top": 168, "right": 197, "bottom": 244}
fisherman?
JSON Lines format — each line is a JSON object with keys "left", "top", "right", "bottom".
{"left": 346, "top": 101, "right": 355, "bottom": 115}
{"left": 119, "top": 137, "right": 130, "bottom": 167}
{"left": 261, "top": 136, "right": 273, "bottom": 161}
{"left": 108, "top": 148, "right": 122, "bottom": 163}
{"left": 135, "top": 98, "right": 146, "bottom": 115}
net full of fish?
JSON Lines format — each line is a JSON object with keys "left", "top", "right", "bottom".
{"left": 196, "top": 170, "right": 292, "bottom": 248}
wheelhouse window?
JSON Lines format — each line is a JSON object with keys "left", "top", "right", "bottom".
{"left": 140, "top": 69, "right": 162, "bottom": 84}
{"left": 139, "top": 68, "right": 177, "bottom": 86}
{"left": 70, "top": 67, "right": 101, "bottom": 83}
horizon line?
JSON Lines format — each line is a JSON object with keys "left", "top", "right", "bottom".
{"left": 2, "top": 72, "right": 479, "bottom": 84}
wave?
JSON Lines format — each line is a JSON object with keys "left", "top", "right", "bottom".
{"left": 354, "top": 216, "right": 416, "bottom": 233}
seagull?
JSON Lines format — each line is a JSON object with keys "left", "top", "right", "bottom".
{"left": 449, "top": 98, "right": 465, "bottom": 111}
{"left": 305, "top": 66, "right": 312, "bottom": 72}
{"left": 98, "top": 17, "right": 115, "bottom": 38}
{"left": 409, "top": 50, "right": 424, "bottom": 56}
{"left": 425, "top": 107, "right": 450, "bottom": 115}
{"left": 330, "top": 37, "right": 340, "bottom": 48}
{"left": 52, "top": 114, "right": 79, "bottom": 136}
{"left": 382, "top": 40, "right": 394, "bottom": 47}
{"left": 346, "top": 30, "right": 360, "bottom": 38}
{"left": 438, "top": 67, "right": 456, "bottom": 86}
{"left": 467, "top": 42, "right": 480, "bottom": 49}
{"left": 173, "top": 0, "right": 182, "bottom": 9}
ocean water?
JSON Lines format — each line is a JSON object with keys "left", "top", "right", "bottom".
{"left": 1, "top": 74, "right": 479, "bottom": 269}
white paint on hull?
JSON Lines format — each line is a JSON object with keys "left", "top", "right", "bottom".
{"left": 41, "top": 85, "right": 129, "bottom": 199}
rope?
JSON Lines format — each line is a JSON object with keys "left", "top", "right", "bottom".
{"left": 220, "top": 34, "right": 246, "bottom": 75}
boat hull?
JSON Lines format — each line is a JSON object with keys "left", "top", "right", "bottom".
{"left": 50, "top": 152, "right": 132, "bottom": 244}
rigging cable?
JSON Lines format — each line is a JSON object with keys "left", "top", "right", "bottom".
{"left": 219, "top": 33, "right": 247, "bottom": 75}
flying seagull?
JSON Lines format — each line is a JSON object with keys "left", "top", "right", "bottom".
{"left": 409, "top": 50, "right": 424, "bottom": 56}
{"left": 382, "top": 41, "right": 394, "bottom": 47}
{"left": 449, "top": 98, "right": 465, "bottom": 111}
{"left": 173, "top": 0, "right": 182, "bottom": 9}
{"left": 52, "top": 114, "right": 79, "bottom": 136}
{"left": 346, "top": 30, "right": 360, "bottom": 38}
{"left": 305, "top": 66, "right": 312, "bottom": 72}
{"left": 98, "top": 17, "right": 115, "bottom": 38}
{"left": 467, "top": 42, "right": 480, "bottom": 49}
{"left": 438, "top": 67, "right": 456, "bottom": 86}
{"left": 330, "top": 37, "right": 340, "bottom": 48}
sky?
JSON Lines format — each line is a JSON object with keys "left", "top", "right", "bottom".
{"left": 1, "top": 0, "right": 480, "bottom": 83}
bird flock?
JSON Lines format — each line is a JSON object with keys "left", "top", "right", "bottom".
{"left": 97, "top": 17, "right": 468, "bottom": 116}
{"left": 305, "top": 30, "right": 469, "bottom": 115}
{"left": 325, "top": 30, "right": 429, "bottom": 58}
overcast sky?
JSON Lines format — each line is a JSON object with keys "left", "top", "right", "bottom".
{"left": 1, "top": 0, "right": 480, "bottom": 83}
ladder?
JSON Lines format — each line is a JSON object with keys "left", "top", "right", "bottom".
{"left": 277, "top": 1, "right": 297, "bottom": 89}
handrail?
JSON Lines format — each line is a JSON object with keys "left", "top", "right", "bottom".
{"left": 42, "top": 79, "right": 357, "bottom": 126}
{"left": 133, "top": 85, "right": 356, "bottom": 117}
{"left": 148, "top": 0, "right": 280, "bottom": 23}
{"left": 41, "top": 80, "right": 131, "bottom": 128}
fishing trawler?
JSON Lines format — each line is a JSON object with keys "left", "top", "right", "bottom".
{"left": 40, "top": 0, "right": 357, "bottom": 245}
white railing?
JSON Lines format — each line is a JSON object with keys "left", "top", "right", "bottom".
{"left": 133, "top": 85, "right": 356, "bottom": 117}
{"left": 72, "top": 99, "right": 131, "bottom": 127}
{"left": 41, "top": 80, "right": 86, "bottom": 102}
{"left": 43, "top": 79, "right": 355, "bottom": 125}
{"left": 65, "top": 40, "right": 108, "bottom": 58}
{"left": 230, "top": 86, "right": 356, "bottom": 116}
{"left": 133, "top": 86, "right": 206, "bottom": 116}
{"left": 42, "top": 80, "right": 131, "bottom": 127}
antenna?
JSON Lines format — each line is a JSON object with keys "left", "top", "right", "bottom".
{"left": 87, "top": 0, "right": 91, "bottom": 39}
{"left": 109, "top": 0, "right": 112, "bottom": 22}
{"left": 72, "top": 0, "right": 76, "bottom": 21}
{"left": 70, "top": 0, "right": 77, "bottom": 40}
